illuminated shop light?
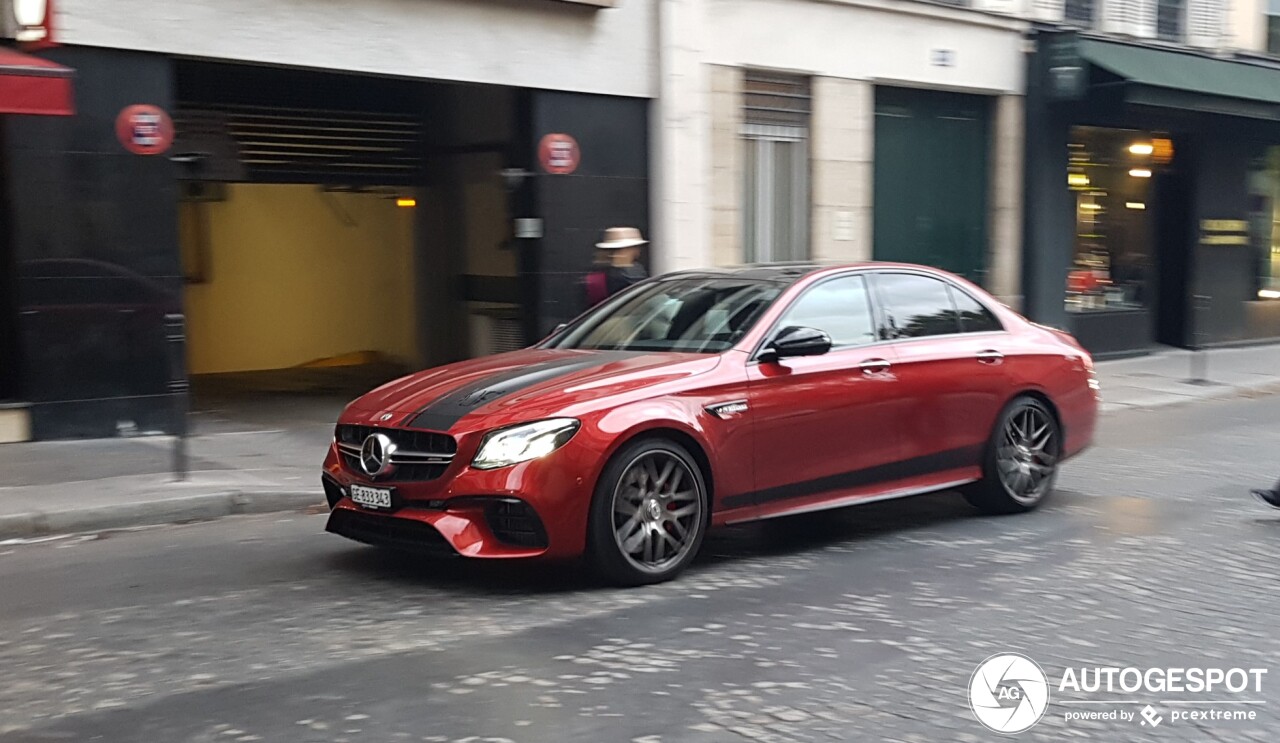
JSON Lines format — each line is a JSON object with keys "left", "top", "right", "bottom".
{"left": 1129, "top": 143, "right": 1154, "bottom": 155}
{"left": 1126, "top": 202, "right": 1146, "bottom": 210}
{"left": 1068, "top": 173, "right": 1090, "bottom": 187}
{"left": 1129, "top": 168, "right": 1152, "bottom": 178}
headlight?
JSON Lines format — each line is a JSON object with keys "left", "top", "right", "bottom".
{"left": 471, "top": 418, "right": 581, "bottom": 470}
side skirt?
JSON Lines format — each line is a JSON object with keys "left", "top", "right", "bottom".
{"left": 724, "top": 477, "right": 979, "bottom": 525}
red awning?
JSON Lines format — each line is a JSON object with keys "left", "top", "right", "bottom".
{"left": 0, "top": 47, "right": 73, "bottom": 116}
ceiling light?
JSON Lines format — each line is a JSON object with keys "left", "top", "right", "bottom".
{"left": 1260, "top": 289, "right": 1280, "bottom": 300}
{"left": 1068, "top": 173, "right": 1090, "bottom": 187}
{"left": 1080, "top": 203, "right": 1103, "bottom": 211}
{"left": 396, "top": 198, "right": 417, "bottom": 208}
{"left": 1126, "top": 202, "right": 1146, "bottom": 210}
{"left": 1128, "top": 168, "right": 1152, "bottom": 178}
{"left": 1129, "top": 143, "right": 1154, "bottom": 155}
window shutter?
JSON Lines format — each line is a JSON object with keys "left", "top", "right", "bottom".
{"left": 1101, "top": 0, "right": 1157, "bottom": 38}
{"left": 1186, "top": 0, "right": 1225, "bottom": 47}
{"left": 1032, "top": 0, "right": 1067, "bottom": 22}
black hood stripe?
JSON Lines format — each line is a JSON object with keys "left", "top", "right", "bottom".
{"left": 405, "top": 352, "right": 640, "bottom": 432}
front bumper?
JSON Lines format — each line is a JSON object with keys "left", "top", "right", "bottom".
{"left": 321, "top": 436, "right": 597, "bottom": 560}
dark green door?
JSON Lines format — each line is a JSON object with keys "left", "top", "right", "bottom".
{"left": 873, "top": 86, "right": 990, "bottom": 283}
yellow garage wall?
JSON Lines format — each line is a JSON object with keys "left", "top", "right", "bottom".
{"left": 182, "top": 184, "right": 417, "bottom": 375}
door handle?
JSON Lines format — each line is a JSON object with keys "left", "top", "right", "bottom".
{"left": 859, "top": 358, "right": 892, "bottom": 375}
{"left": 976, "top": 350, "right": 1004, "bottom": 365}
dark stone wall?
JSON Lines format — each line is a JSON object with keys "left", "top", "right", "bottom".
{"left": 529, "top": 91, "right": 650, "bottom": 338}
{"left": 2, "top": 48, "right": 180, "bottom": 438}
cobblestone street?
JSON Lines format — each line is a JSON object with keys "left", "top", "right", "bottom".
{"left": 2, "top": 393, "right": 1279, "bottom": 742}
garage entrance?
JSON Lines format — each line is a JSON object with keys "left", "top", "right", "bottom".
{"left": 172, "top": 62, "right": 526, "bottom": 408}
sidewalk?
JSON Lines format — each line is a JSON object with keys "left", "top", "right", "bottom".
{"left": 2, "top": 343, "right": 1278, "bottom": 541}
{"left": 1095, "top": 343, "right": 1280, "bottom": 413}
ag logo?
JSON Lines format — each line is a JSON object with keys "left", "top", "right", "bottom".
{"left": 969, "top": 653, "right": 1050, "bottom": 734}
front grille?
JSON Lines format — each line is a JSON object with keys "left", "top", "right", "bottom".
{"left": 326, "top": 510, "right": 457, "bottom": 557}
{"left": 335, "top": 424, "right": 457, "bottom": 482}
{"left": 485, "top": 499, "right": 549, "bottom": 549}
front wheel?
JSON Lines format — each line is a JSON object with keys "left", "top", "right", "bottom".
{"left": 587, "top": 438, "right": 709, "bottom": 586}
{"left": 963, "top": 396, "right": 1060, "bottom": 514}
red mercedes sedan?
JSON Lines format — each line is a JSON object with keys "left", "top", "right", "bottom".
{"left": 323, "top": 263, "right": 1098, "bottom": 584}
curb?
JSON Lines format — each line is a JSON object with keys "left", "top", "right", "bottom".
{"left": 0, "top": 490, "right": 320, "bottom": 541}
{"left": 1099, "top": 380, "right": 1280, "bottom": 414}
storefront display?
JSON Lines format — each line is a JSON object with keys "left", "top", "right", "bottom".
{"left": 1065, "top": 127, "right": 1159, "bottom": 316}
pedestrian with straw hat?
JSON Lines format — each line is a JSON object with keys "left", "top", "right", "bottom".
{"left": 585, "top": 226, "right": 649, "bottom": 306}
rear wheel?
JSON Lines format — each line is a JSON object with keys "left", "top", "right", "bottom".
{"left": 963, "top": 396, "right": 1060, "bottom": 514}
{"left": 587, "top": 438, "right": 708, "bottom": 586}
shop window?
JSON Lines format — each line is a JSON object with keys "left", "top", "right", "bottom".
{"left": 1252, "top": 147, "right": 1280, "bottom": 300}
{"left": 742, "top": 72, "right": 810, "bottom": 263}
{"left": 1066, "top": 127, "right": 1164, "bottom": 315}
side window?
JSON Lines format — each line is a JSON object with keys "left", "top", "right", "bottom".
{"left": 775, "top": 275, "right": 876, "bottom": 348}
{"left": 875, "top": 273, "right": 960, "bottom": 339}
{"left": 948, "top": 286, "right": 1003, "bottom": 333}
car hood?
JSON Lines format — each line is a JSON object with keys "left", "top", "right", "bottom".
{"left": 346, "top": 348, "right": 721, "bottom": 432}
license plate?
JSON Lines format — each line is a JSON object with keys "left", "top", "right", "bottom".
{"left": 350, "top": 483, "right": 393, "bottom": 510}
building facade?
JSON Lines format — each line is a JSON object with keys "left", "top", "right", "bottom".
{"left": 655, "top": 0, "right": 1030, "bottom": 312}
{"left": 1, "top": 0, "right": 656, "bottom": 441}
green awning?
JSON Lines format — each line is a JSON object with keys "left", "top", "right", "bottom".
{"left": 1079, "top": 38, "right": 1280, "bottom": 121}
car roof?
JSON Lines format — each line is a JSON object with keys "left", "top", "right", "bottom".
{"left": 659, "top": 261, "right": 949, "bottom": 285}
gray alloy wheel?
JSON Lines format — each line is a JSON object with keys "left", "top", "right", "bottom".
{"left": 996, "top": 402, "right": 1059, "bottom": 505}
{"left": 964, "top": 396, "right": 1060, "bottom": 515}
{"left": 588, "top": 438, "right": 708, "bottom": 586}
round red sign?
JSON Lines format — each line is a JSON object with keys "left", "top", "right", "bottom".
{"left": 115, "top": 105, "right": 174, "bottom": 156}
{"left": 538, "top": 133, "right": 580, "bottom": 175}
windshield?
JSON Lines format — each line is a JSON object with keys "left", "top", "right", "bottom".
{"left": 544, "top": 277, "right": 783, "bottom": 353}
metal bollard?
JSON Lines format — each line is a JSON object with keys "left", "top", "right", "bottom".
{"left": 1188, "top": 294, "right": 1211, "bottom": 385}
{"left": 164, "top": 313, "right": 190, "bottom": 481}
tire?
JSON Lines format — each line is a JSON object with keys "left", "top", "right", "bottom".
{"left": 963, "top": 396, "right": 1061, "bottom": 515}
{"left": 587, "top": 437, "right": 710, "bottom": 586}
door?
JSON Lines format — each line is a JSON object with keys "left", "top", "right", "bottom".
{"left": 873, "top": 86, "right": 990, "bottom": 283}
{"left": 746, "top": 274, "right": 903, "bottom": 517}
{"left": 0, "top": 142, "right": 19, "bottom": 401}
{"left": 871, "top": 272, "right": 1011, "bottom": 478}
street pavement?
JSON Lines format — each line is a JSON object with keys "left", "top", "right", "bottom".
{"left": 3, "top": 342, "right": 1280, "bottom": 541}
{"left": 2, "top": 393, "right": 1279, "bottom": 741}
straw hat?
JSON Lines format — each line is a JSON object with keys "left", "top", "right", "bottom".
{"left": 596, "top": 226, "right": 648, "bottom": 250}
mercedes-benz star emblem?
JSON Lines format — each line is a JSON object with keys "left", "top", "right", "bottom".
{"left": 359, "top": 433, "right": 397, "bottom": 478}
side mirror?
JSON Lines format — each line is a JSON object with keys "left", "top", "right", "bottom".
{"left": 761, "top": 326, "right": 832, "bottom": 363}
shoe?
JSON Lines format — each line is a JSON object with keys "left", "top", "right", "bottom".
{"left": 1252, "top": 489, "right": 1280, "bottom": 510}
